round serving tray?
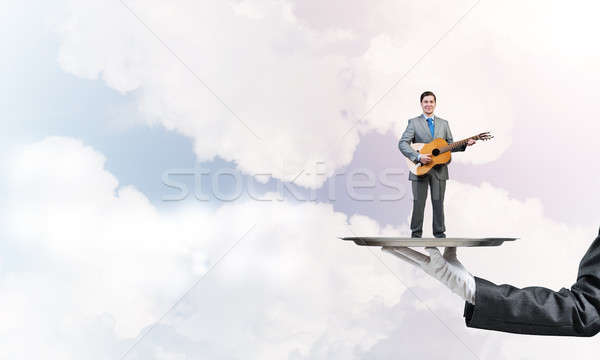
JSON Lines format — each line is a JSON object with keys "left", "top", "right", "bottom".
{"left": 339, "top": 237, "right": 518, "bottom": 247}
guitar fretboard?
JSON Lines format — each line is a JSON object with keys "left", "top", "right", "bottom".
{"left": 438, "top": 136, "right": 475, "bottom": 153}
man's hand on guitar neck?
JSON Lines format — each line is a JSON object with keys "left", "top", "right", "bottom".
{"left": 466, "top": 138, "right": 476, "bottom": 146}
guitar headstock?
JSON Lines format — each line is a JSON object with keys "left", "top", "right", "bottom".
{"left": 475, "top": 132, "right": 493, "bottom": 141}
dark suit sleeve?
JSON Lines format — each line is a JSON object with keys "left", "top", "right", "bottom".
{"left": 463, "top": 228, "right": 600, "bottom": 336}
{"left": 445, "top": 121, "right": 467, "bottom": 152}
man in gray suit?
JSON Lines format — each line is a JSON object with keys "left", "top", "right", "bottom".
{"left": 398, "top": 91, "right": 475, "bottom": 238}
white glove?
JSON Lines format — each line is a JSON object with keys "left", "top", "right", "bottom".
{"left": 382, "top": 246, "right": 476, "bottom": 304}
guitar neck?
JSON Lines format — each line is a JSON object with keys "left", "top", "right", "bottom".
{"left": 440, "top": 135, "right": 477, "bottom": 153}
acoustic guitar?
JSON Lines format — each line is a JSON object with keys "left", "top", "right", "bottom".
{"left": 405, "top": 132, "right": 493, "bottom": 176}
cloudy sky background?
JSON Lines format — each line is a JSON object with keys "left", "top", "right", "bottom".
{"left": 2, "top": 0, "right": 600, "bottom": 358}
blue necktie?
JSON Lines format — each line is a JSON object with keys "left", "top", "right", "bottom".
{"left": 426, "top": 117, "right": 434, "bottom": 138}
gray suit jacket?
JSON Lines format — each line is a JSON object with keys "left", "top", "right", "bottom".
{"left": 464, "top": 227, "right": 600, "bottom": 336}
{"left": 398, "top": 115, "right": 467, "bottom": 181}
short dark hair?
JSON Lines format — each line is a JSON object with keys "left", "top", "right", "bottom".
{"left": 420, "top": 91, "right": 436, "bottom": 102}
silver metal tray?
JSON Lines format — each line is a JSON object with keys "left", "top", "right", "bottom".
{"left": 339, "top": 237, "right": 518, "bottom": 247}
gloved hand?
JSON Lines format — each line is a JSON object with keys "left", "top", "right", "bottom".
{"left": 382, "top": 246, "right": 476, "bottom": 304}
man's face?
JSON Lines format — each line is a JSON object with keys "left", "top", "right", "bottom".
{"left": 421, "top": 95, "right": 436, "bottom": 115}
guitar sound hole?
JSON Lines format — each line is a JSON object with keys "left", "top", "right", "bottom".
{"left": 432, "top": 148, "right": 440, "bottom": 156}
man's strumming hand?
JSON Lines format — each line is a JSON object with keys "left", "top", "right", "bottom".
{"left": 419, "top": 154, "right": 432, "bottom": 164}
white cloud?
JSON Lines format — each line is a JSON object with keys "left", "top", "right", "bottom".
{"left": 51, "top": 0, "right": 547, "bottom": 188}
{"left": 54, "top": 0, "right": 367, "bottom": 189}
{"left": 7, "top": 0, "right": 588, "bottom": 194}
{"left": 3, "top": 136, "right": 597, "bottom": 358}
{"left": 0, "top": 136, "right": 411, "bottom": 358}
{"left": 5, "top": 137, "right": 202, "bottom": 340}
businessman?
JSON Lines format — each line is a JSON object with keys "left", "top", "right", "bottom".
{"left": 398, "top": 91, "right": 475, "bottom": 238}
{"left": 382, "top": 227, "right": 600, "bottom": 336}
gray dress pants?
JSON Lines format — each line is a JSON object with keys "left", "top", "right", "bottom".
{"left": 410, "top": 174, "right": 446, "bottom": 238}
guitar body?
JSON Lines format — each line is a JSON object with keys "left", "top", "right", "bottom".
{"left": 405, "top": 138, "right": 452, "bottom": 176}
